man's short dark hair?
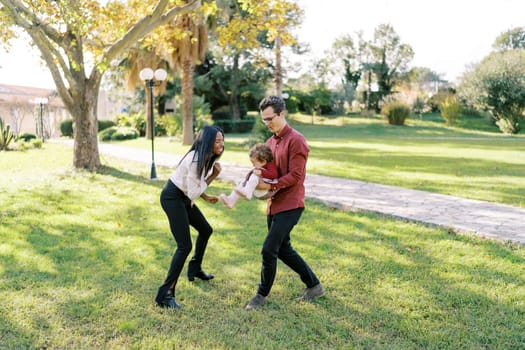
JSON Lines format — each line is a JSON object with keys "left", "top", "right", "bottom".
{"left": 259, "top": 96, "right": 286, "bottom": 114}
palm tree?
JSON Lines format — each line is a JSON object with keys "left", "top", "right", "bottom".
{"left": 159, "top": 8, "right": 208, "bottom": 145}
{"left": 121, "top": 48, "right": 168, "bottom": 140}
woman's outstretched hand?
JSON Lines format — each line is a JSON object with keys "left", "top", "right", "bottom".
{"left": 201, "top": 193, "right": 219, "bottom": 204}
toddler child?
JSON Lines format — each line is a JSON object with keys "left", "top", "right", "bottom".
{"left": 219, "top": 143, "right": 278, "bottom": 208}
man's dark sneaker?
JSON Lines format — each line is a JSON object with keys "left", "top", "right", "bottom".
{"left": 245, "top": 293, "right": 267, "bottom": 310}
{"left": 295, "top": 283, "right": 325, "bottom": 301}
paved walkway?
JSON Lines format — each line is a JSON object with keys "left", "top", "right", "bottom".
{"left": 61, "top": 141, "right": 525, "bottom": 245}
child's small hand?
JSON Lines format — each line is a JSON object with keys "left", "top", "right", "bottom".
{"left": 256, "top": 180, "right": 271, "bottom": 190}
{"left": 253, "top": 168, "right": 262, "bottom": 176}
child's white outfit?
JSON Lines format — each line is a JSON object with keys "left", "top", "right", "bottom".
{"left": 219, "top": 162, "right": 278, "bottom": 208}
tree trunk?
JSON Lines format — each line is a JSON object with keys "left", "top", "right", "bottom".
{"left": 182, "top": 58, "right": 194, "bottom": 145}
{"left": 274, "top": 35, "right": 283, "bottom": 97}
{"left": 1, "top": 0, "right": 202, "bottom": 170}
{"left": 366, "top": 70, "right": 372, "bottom": 110}
{"left": 230, "top": 54, "right": 241, "bottom": 120}
{"left": 72, "top": 85, "right": 101, "bottom": 170}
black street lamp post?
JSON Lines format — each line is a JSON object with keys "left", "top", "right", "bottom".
{"left": 139, "top": 68, "right": 167, "bottom": 180}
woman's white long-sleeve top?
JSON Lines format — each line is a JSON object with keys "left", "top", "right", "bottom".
{"left": 169, "top": 150, "right": 211, "bottom": 202}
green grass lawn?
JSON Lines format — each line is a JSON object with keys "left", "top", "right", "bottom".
{"left": 114, "top": 112, "right": 525, "bottom": 207}
{"left": 1, "top": 143, "right": 524, "bottom": 349}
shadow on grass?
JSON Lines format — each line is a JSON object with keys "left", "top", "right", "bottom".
{"left": 309, "top": 143, "right": 525, "bottom": 177}
{"left": 96, "top": 165, "right": 166, "bottom": 188}
{"left": 289, "top": 114, "right": 525, "bottom": 141}
{"left": 295, "top": 203, "right": 525, "bottom": 348}
{"left": 2, "top": 174, "right": 524, "bottom": 348}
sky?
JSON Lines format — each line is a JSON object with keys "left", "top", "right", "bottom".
{"left": 297, "top": 0, "right": 525, "bottom": 82}
{"left": 1, "top": 0, "right": 524, "bottom": 89}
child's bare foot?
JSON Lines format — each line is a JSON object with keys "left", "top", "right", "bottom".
{"left": 219, "top": 193, "right": 234, "bottom": 209}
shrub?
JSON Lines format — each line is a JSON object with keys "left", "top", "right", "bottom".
{"left": 98, "top": 119, "right": 116, "bottom": 131}
{"left": 381, "top": 101, "right": 411, "bottom": 125}
{"left": 412, "top": 96, "right": 428, "bottom": 118}
{"left": 98, "top": 127, "right": 117, "bottom": 141}
{"left": 330, "top": 91, "right": 347, "bottom": 115}
{"left": 211, "top": 104, "right": 247, "bottom": 121}
{"left": 429, "top": 90, "right": 454, "bottom": 112}
{"left": 161, "top": 95, "right": 212, "bottom": 137}
{"left": 12, "top": 141, "right": 30, "bottom": 151}
{"left": 211, "top": 105, "right": 231, "bottom": 120}
{"left": 461, "top": 106, "right": 485, "bottom": 118}
{"left": 440, "top": 96, "right": 462, "bottom": 126}
{"left": 458, "top": 50, "right": 525, "bottom": 134}
{"left": 12, "top": 137, "right": 42, "bottom": 150}
{"left": 0, "top": 118, "right": 14, "bottom": 150}
{"left": 495, "top": 118, "right": 519, "bottom": 134}
{"left": 17, "top": 133, "right": 37, "bottom": 142}
{"left": 59, "top": 119, "right": 116, "bottom": 137}
{"left": 248, "top": 117, "right": 273, "bottom": 146}
{"left": 214, "top": 118, "right": 255, "bottom": 133}
{"left": 98, "top": 126, "right": 139, "bottom": 141}
{"left": 115, "top": 113, "right": 146, "bottom": 136}
{"left": 284, "top": 94, "right": 300, "bottom": 113}
{"left": 30, "top": 138, "right": 43, "bottom": 149}
{"left": 157, "top": 114, "right": 181, "bottom": 137}
{"left": 296, "top": 88, "right": 333, "bottom": 115}
{"left": 361, "top": 109, "right": 376, "bottom": 118}
{"left": 192, "top": 95, "right": 213, "bottom": 131}
{"left": 60, "top": 119, "right": 74, "bottom": 137}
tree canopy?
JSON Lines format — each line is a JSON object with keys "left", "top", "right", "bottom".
{"left": 493, "top": 26, "right": 525, "bottom": 51}
{"left": 459, "top": 49, "right": 525, "bottom": 134}
{"left": 214, "top": 0, "right": 302, "bottom": 104}
{"left": 325, "top": 24, "right": 414, "bottom": 111}
{"left": 0, "top": 0, "right": 201, "bottom": 170}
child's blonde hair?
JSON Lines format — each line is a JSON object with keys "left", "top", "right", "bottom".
{"left": 249, "top": 143, "right": 273, "bottom": 163}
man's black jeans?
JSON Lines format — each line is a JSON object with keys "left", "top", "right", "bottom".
{"left": 257, "top": 207, "right": 320, "bottom": 296}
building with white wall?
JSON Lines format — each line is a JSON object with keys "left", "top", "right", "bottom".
{"left": 0, "top": 84, "right": 120, "bottom": 139}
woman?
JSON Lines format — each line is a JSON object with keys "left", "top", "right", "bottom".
{"left": 155, "top": 126, "right": 224, "bottom": 309}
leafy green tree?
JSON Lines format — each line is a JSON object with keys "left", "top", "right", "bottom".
{"left": 459, "top": 50, "right": 525, "bottom": 134}
{"left": 440, "top": 95, "right": 462, "bottom": 126}
{"left": 403, "top": 67, "right": 443, "bottom": 92}
{"left": 330, "top": 32, "right": 366, "bottom": 108}
{"left": 368, "top": 24, "right": 414, "bottom": 111}
{"left": 428, "top": 89, "right": 455, "bottom": 113}
{"left": 114, "top": 1, "right": 214, "bottom": 145}
{"left": 211, "top": 1, "right": 255, "bottom": 120}
{"left": 158, "top": 4, "right": 211, "bottom": 144}
{"left": 311, "top": 56, "right": 333, "bottom": 87}
{"left": 194, "top": 54, "right": 272, "bottom": 114}
{"left": 493, "top": 26, "right": 525, "bottom": 51}
{"left": 120, "top": 49, "right": 168, "bottom": 140}
{"left": 0, "top": 0, "right": 200, "bottom": 170}
{"left": 214, "top": 0, "right": 302, "bottom": 118}
{"left": 329, "top": 25, "right": 413, "bottom": 112}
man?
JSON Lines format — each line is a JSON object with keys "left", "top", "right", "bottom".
{"left": 245, "top": 95, "right": 324, "bottom": 310}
